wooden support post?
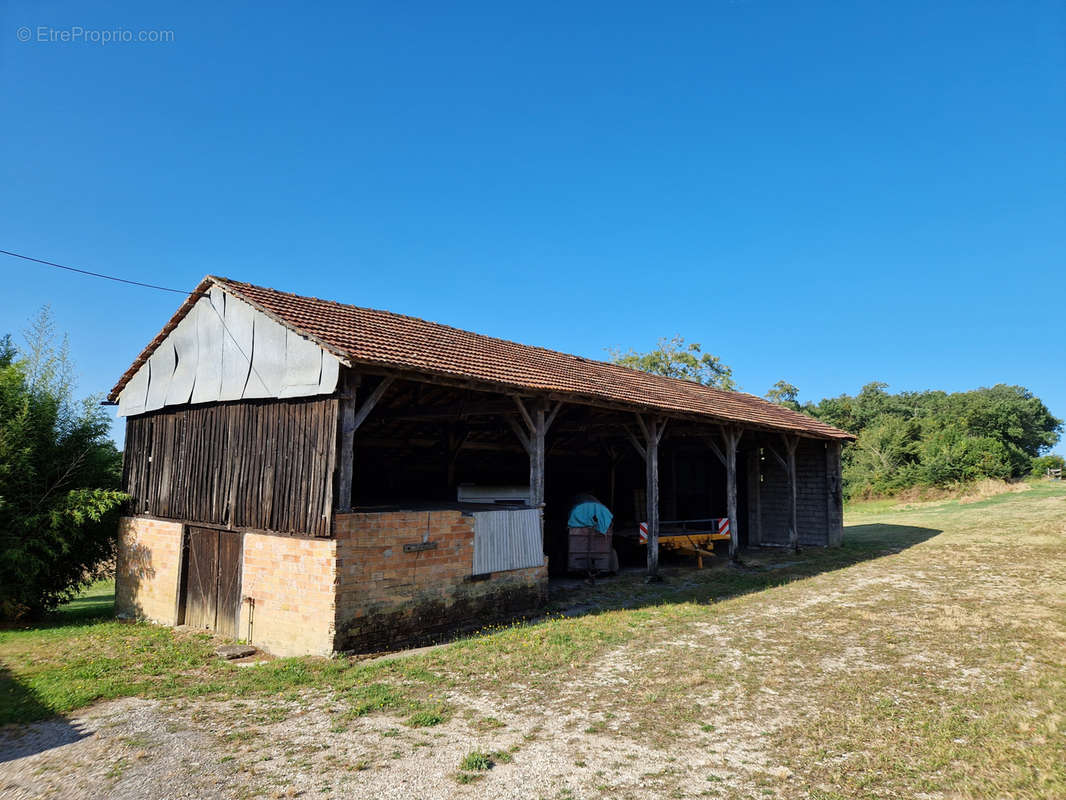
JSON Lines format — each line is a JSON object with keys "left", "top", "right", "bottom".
{"left": 721, "top": 425, "right": 742, "bottom": 562}
{"left": 628, "top": 414, "right": 666, "bottom": 580}
{"left": 783, "top": 434, "right": 800, "bottom": 552}
{"left": 336, "top": 372, "right": 392, "bottom": 513}
{"left": 512, "top": 397, "right": 560, "bottom": 509}
{"left": 508, "top": 398, "right": 563, "bottom": 550}
{"left": 530, "top": 403, "right": 546, "bottom": 508}
{"left": 336, "top": 371, "right": 361, "bottom": 513}
{"left": 706, "top": 427, "right": 742, "bottom": 561}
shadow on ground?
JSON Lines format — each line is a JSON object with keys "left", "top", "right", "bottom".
{"left": 0, "top": 667, "right": 89, "bottom": 762}
{"left": 546, "top": 522, "right": 942, "bottom": 619}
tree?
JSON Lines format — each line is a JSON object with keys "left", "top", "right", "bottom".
{"left": 766, "top": 380, "right": 800, "bottom": 409}
{"left": 804, "top": 381, "right": 1062, "bottom": 498}
{"left": 0, "top": 308, "right": 126, "bottom": 619}
{"left": 608, "top": 335, "right": 736, "bottom": 390}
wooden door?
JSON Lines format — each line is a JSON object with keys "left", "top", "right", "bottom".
{"left": 184, "top": 527, "right": 219, "bottom": 629}
{"left": 181, "top": 527, "right": 242, "bottom": 636}
{"left": 215, "top": 530, "right": 242, "bottom": 638}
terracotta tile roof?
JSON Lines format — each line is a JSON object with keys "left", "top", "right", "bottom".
{"left": 108, "top": 276, "right": 854, "bottom": 440}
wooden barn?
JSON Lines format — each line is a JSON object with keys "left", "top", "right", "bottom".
{"left": 109, "top": 277, "right": 854, "bottom": 656}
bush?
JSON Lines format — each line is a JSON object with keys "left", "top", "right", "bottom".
{"left": 806, "top": 382, "right": 1062, "bottom": 498}
{"left": 1031, "top": 454, "right": 1065, "bottom": 477}
{"left": 0, "top": 312, "right": 126, "bottom": 619}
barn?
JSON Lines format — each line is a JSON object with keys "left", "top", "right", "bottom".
{"left": 109, "top": 277, "right": 854, "bottom": 656}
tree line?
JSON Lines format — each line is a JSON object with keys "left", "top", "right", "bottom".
{"left": 610, "top": 337, "right": 1063, "bottom": 499}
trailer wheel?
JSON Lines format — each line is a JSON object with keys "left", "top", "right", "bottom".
{"left": 608, "top": 547, "right": 619, "bottom": 575}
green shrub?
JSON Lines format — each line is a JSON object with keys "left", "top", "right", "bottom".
{"left": 1031, "top": 454, "right": 1065, "bottom": 477}
{"left": 459, "top": 750, "right": 493, "bottom": 771}
{"left": 0, "top": 314, "right": 125, "bottom": 619}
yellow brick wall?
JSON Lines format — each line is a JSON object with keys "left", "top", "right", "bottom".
{"left": 239, "top": 532, "right": 338, "bottom": 657}
{"left": 115, "top": 516, "right": 184, "bottom": 625}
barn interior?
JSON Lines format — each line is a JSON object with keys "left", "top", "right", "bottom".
{"left": 347, "top": 375, "right": 748, "bottom": 575}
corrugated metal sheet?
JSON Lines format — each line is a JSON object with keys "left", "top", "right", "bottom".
{"left": 472, "top": 508, "right": 542, "bottom": 574}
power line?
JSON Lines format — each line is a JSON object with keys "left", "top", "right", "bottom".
{"left": 0, "top": 248, "right": 191, "bottom": 295}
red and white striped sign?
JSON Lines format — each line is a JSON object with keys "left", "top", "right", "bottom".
{"left": 640, "top": 518, "right": 730, "bottom": 544}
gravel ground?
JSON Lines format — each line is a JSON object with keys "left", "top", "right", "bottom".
{"left": 0, "top": 645, "right": 767, "bottom": 800}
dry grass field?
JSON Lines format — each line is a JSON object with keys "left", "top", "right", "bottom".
{"left": 2, "top": 481, "right": 1064, "bottom": 799}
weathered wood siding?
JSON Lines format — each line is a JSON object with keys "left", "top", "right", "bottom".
{"left": 757, "top": 439, "right": 836, "bottom": 547}
{"left": 123, "top": 397, "right": 338, "bottom": 536}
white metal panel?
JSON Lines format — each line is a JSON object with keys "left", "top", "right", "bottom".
{"left": 457, "top": 485, "right": 531, "bottom": 504}
{"left": 191, "top": 297, "right": 224, "bottom": 404}
{"left": 319, "top": 351, "right": 340, "bottom": 394}
{"left": 143, "top": 342, "right": 176, "bottom": 412}
{"left": 278, "top": 329, "right": 323, "bottom": 398}
{"left": 164, "top": 311, "right": 198, "bottom": 406}
{"left": 120, "top": 285, "right": 339, "bottom": 414}
{"left": 118, "top": 361, "right": 150, "bottom": 416}
{"left": 220, "top": 293, "right": 255, "bottom": 401}
{"left": 244, "top": 311, "right": 286, "bottom": 397}
{"left": 472, "top": 508, "right": 542, "bottom": 574}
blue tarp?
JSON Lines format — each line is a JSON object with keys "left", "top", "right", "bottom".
{"left": 567, "top": 501, "right": 613, "bottom": 534}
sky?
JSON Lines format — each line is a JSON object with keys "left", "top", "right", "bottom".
{"left": 1, "top": 1, "right": 1064, "bottom": 455}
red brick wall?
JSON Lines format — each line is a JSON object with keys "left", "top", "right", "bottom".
{"left": 333, "top": 510, "right": 547, "bottom": 652}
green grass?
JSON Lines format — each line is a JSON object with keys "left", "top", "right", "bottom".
{"left": 3, "top": 483, "right": 1065, "bottom": 799}
{"left": 459, "top": 749, "right": 494, "bottom": 771}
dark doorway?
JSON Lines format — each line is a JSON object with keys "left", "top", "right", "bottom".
{"left": 180, "top": 526, "right": 242, "bottom": 638}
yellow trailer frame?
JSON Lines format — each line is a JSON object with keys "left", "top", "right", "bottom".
{"left": 639, "top": 519, "right": 732, "bottom": 568}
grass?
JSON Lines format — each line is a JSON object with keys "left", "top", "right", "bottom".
{"left": 3, "top": 481, "right": 1065, "bottom": 798}
{"left": 459, "top": 749, "right": 494, "bottom": 771}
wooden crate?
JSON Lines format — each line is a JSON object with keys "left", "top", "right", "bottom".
{"left": 567, "top": 526, "right": 613, "bottom": 574}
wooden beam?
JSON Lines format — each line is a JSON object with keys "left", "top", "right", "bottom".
{"left": 530, "top": 402, "right": 547, "bottom": 508}
{"left": 545, "top": 400, "right": 564, "bottom": 432}
{"left": 783, "top": 434, "right": 800, "bottom": 553}
{"left": 722, "top": 424, "right": 742, "bottom": 562}
{"left": 645, "top": 417, "right": 661, "bottom": 580}
{"left": 706, "top": 435, "right": 727, "bottom": 467}
{"left": 625, "top": 426, "right": 647, "bottom": 462}
{"left": 505, "top": 414, "right": 532, "bottom": 454}
{"left": 764, "top": 441, "right": 788, "bottom": 472}
{"left": 513, "top": 395, "right": 535, "bottom": 434}
{"left": 346, "top": 363, "right": 844, "bottom": 443}
{"left": 336, "top": 371, "right": 361, "bottom": 512}
{"left": 351, "top": 375, "right": 395, "bottom": 433}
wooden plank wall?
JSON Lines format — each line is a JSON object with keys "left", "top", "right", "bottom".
{"left": 123, "top": 397, "right": 338, "bottom": 536}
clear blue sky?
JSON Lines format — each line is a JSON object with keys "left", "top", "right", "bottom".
{"left": 2, "top": 1, "right": 1063, "bottom": 454}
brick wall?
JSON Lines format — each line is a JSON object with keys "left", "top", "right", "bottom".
{"left": 239, "top": 532, "right": 338, "bottom": 657}
{"left": 115, "top": 516, "right": 184, "bottom": 624}
{"left": 333, "top": 510, "right": 548, "bottom": 653}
